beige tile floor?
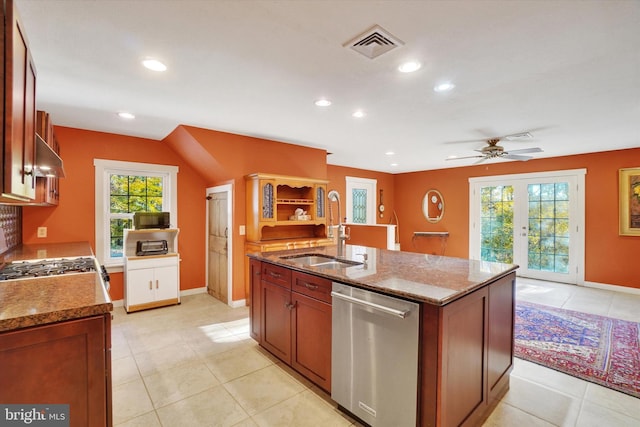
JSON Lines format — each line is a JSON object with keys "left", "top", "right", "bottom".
{"left": 111, "top": 279, "right": 640, "bottom": 426}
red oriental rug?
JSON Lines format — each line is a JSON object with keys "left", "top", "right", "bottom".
{"left": 514, "top": 301, "right": 640, "bottom": 399}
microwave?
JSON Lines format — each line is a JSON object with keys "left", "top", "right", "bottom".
{"left": 133, "top": 212, "right": 171, "bottom": 230}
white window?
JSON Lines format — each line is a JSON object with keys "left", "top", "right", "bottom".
{"left": 94, "top": 159, "right": 178, "bottom": 266}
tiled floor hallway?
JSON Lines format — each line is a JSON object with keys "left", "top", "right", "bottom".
{"left": 111, "top": 278, "right": 640, "bottom": 426}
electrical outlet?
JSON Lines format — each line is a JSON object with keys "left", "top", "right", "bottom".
{"left": 37, "top": 227, "right": 47, "bottom": 238}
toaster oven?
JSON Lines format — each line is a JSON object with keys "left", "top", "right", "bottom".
{"left": 136, "top": 240, "right": 168, "bottom": 256}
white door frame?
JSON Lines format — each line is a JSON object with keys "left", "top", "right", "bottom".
{"left": 345, "top": 176, "right": 377, "bottom": 224}
{"left": 469, "top": 169, "right": 586, "bottom": 284}
{"left": 206, "top": 184, "right": 237, "bottom": 306}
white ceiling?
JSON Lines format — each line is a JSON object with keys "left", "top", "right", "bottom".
{"left": 16, "top": 0, "right": 640, "bottom": 173}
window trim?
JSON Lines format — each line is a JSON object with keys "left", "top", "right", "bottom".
{"left": 94, "top": 159, "right": 178, "bottom": 266}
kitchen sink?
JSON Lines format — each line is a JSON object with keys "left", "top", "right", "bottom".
{"left": 280, "top": 254, "right": 363, "bottom": 268}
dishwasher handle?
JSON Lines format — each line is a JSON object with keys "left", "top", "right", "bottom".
{"left": 331, "top": 291, "right": 411, "bottom": 319}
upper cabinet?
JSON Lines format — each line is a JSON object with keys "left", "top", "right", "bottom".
{"left": 246, "top": 173, "right": 329, "bottom": 243}
{"left": 2, "top": 0, "right": 37, "bottom": 201}
{"left": 33, "top": 111, "right": 60, "bottom": 205}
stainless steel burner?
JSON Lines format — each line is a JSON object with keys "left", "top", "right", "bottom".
{"left": 0, "top": 257, "right": 97, "bottom": 280}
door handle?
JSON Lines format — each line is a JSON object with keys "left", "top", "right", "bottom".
{"left": 331, "top": 291, "right": 410, "bottom": 319}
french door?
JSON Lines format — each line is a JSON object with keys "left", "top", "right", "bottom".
{"left": 470, "top": 170, "right": 585, "bottom": 284}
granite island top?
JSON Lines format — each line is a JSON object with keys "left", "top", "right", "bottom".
{"left": 0, "top": 242, "right": 113, "bottom": 332}
{"left": 248, "top": 244, "right": 518, "bottom": 305}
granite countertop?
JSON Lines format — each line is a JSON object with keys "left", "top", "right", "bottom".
{"left": 0, "top": 242, "right": 113, "bottom": 332}
{"left": 248, "top": 244, "right": 518, "bottom": 305}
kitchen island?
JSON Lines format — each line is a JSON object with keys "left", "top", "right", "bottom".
{"left": 248, "top": 244, "right": 518, "bottom": 427}
{"left": 0, "top": 242, "right": 113, "bottom": 427}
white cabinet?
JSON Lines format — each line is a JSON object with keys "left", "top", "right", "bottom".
{"left": 123, "top": 229, "right": 180, "bottom": 313}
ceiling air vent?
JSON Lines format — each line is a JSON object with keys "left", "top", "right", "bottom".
{"left": 344, "top": 25, "right": 404, "bottom": 59}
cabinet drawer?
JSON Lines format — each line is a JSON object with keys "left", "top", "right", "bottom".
{"left": 126, "top": 254, "right": 178, "bottom": 270}
{"left": 261, "top": 263, "right": 291, "bottom": 288}
{"left": 292, "top": 271, "right": 332, "bottom": 303}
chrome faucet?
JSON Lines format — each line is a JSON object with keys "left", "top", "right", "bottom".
{"left": 327, "top": 190, "right": 349, "bottom": 257}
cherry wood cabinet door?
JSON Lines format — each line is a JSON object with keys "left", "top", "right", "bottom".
{"left": 261, "top": 280, "right": 292, "bottom": 364}
{"left": 291, "top": 291, "right": 332, "bottom": 392}
{"left": 249, "top": 258, "right": 262, "bottom": 341}
{"left": 0, "top": 315, "right": 110, "bottom": 427}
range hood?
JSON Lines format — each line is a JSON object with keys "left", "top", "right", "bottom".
{"left": 35, "top": 134, "right": 65, "bottom": 178}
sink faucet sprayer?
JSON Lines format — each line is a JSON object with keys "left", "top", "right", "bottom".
{"left": 327, "top": 190, "right": 349, "bottom": 257}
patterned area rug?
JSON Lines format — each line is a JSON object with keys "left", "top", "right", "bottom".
{"left": 514, "top": 301, "right": 640, "bottom": 398}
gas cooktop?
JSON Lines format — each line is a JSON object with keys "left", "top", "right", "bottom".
{"left": 0, "top": 257, "right": 98, "bottom": 281}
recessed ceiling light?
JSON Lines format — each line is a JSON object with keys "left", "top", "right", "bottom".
{"left": 315, "top": 99, "right": 332, "bottom": 107}
{"left": 385, "top": 151, "right": 395, "bottom": 156}
{"left": 142, "top": 59, "right": 167, "bottom": 72}
{"left": 398, "top": 61, "right": 421, "bottom": 73}
{"left": 352, "top": 110, "right": 365, "bottom": 118}
{"left": 434, "top": 82, "right": 455, "bottom": 92}
{"left": 117, "top": 112, "right": 135, "bottom": 120}
{"left": 390, "top": 163, "right": 399, "bottom": 167}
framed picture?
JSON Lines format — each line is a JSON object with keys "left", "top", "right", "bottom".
{"left": 619, "top": 167, "right": 640, "bottom": 236}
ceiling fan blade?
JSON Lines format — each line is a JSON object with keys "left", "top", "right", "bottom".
{"left": 505, "top": 147, "right": 543, "bottom": 155}
{"left": 446, "top": 155, "right": 485, "bottom": 161}
{"left": 474, "top": 157, "right": 489, "bottom": 164}
{"left": 502, "top": 154, "right": 533, "bottom": 161}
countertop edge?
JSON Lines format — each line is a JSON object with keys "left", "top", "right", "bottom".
{"left": 0, "top": 302, "right": 113, "bottom": 333}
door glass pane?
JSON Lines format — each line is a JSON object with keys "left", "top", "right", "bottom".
{"left": 352, "top": 188, "right": 367, "bottom": 224}
{"left": 480, "top": 185, "right": 514, "bottom": 263}
{"left": 527, "top": 182, "right": 569, "bottom": 273}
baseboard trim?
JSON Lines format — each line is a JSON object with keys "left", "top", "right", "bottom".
{"left": 181, "top": 287, "right": 207, "bottom": 297}
{"left": 583, "top": 281, "right": 640, "bottom": 296}
{"left": 228, "top": 299, "right": 247, "bottom": 308}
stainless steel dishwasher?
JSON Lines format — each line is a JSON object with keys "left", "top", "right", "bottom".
{"left": 331, "top": 282, "right": 420, "bottom": 427}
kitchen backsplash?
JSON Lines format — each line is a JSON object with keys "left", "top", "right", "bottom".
{"left": 0, "top": 205, "right": 22, "bottom": 255}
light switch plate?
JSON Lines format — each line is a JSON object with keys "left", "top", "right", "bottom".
{"left": 239, "top": 225, "right": 246, "bottom": 236}
{"left": 37, "top": 227, "right": 47, "bottom": 238}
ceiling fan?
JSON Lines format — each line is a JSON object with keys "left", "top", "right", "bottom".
{"left": 446, "top": 132, "right": 543, "bottom": 164}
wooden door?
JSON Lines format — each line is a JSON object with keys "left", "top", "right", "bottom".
{"left": 261, "top": 281, "right": 292, "bottom": 364}
{"left": 207, "top": 191, "right": 228, "bottom": 303}
{"left": 0, "top": 316, "right": 109, "bottom": 427}
{"left": 291, "top": 292, "right": 332, "bottom": 391}
{"left": 249, "top": 258, "right": 262, "bottom": 341}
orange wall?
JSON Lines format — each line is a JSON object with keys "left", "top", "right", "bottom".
{"left": 394, "top": 147, "right": 640, "bottom": 289}
{"left": 164, "top": 125, "right": 328, "bottom": 301}
{"left": 20, "top": 124, "right": 640, "bottom": 298}
{"left": 22, "top": 127, "right": 208, "bottom": 301}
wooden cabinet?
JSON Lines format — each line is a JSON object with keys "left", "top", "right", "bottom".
{"left": 249, "top": 258, "right": 262, "bottom": 340}
{"left": 0, "top": 314, "right": 112, "bottom": 427}
{"left": 251, "top": 260, "right": 332, "bottom": 392}
{"left": 419, "top": 272, "right": 515, "bottom": 427}
{"left": 246, "top": 173, "right": 329, "bottom": 243}
{"left": 291, "top": 272, "right": 332, "bottom": 391}
{"left": 1, "top": 0, "right": 37, "bottom": 201}
{"left": 123, "top": 229, "right": 180, "bottom": 313}
{"left": 33, "top": 110, "right": 60, "bottom": 205}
